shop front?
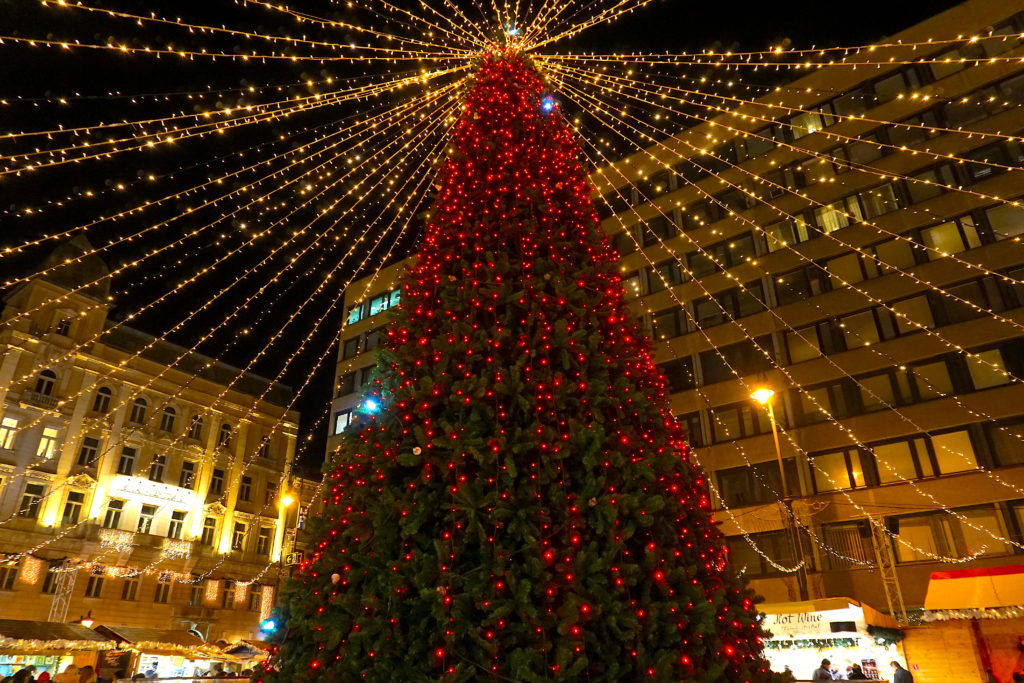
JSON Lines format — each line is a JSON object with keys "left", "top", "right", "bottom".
{"left": 94, "top": 625, "right": 241, "bottom": 678}
{"left": 760, "top": 598, "right": 904, "bottom": 680}
{"left": 0, "top": 619, "right": 115, "bottom": 679}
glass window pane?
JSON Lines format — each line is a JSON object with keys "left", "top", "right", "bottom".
{"left": 859, "top": 373, "right": 895, "bottom": 413}
{"left": 931, "top": 430, "right": 978, "bottom": 474}
{"left": 841, "top": 310, "right": 880, "bottom": 347}
{"left": 712, "top": 408, "right": 741, "bottom": 443}
{"left": 787, "top": 328, "right": 820, "bottom": 363}
{"left": 985, "top": 203, "right": 1024, "bottom": 239}
{"left": 895, "top": 515, "right": 940, "bottom": 562}
{"left": 892, "top": 296, "right": 934, "bottom": 334}
{"left": 987, "top": 421, "right": 1024, "bottom": 467}
{"left": 827, "top": 253, "right": 865, "bottom": 288}
{"left": 873, "top": 440, "right": 919, "bottom": 483}
{"left": 968, "top": 350, "right": 1010, "bottom": 390}
{"left": 922, "top": 222, "right": 968, "bottom": 259}
{"left": 911, "top": 360, "right": 953, "bottom": 400}
{"left": 812, "top": 450, "right": 851, "bottom": 492}
{"left": 874, "top": 239, "right": 916, "bottom": 272}
{"left": 798, "top": 386, "right": 831, "bottom": 424}
{"left": 814, "top": 202, "right": 849, "bottom": 234}
{"left": 956, "top": 507, "right": 1010, "bottom": 557}
{"left": 861, "top": 184, "right": 899, "bottom": 219}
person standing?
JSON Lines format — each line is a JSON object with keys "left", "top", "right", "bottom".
{"left": 890, "top": 660, "right": 914, "bottom": 683}
{"left": 812, "top": 659, "right": 834, "bottom": 680}
{"left": 847, "top": 663, "right": 868, "bottom": 679}
{"left": 12, "top": 666, "right": 37, "bottom": 683}
{"left": 77, "top": 667, "right": 96, "bottom": 683}
{"left": 52, "top": 666, "right": 78, "bottom": 683}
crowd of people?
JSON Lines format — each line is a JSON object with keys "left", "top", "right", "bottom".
{"left": 811, "top": 658, "right": 914, "bottom": 681}
{"left": 0, "top": 664, "right": 257, "bottom": 682}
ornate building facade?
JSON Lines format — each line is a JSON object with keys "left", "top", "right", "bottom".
{"left": 0, "top": 238, "right": 307, "bottom": 643}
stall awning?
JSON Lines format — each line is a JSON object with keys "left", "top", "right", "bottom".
{"left": 0, "top": 619, "right": 115, "bottom": 654}
{"left": 924, "top": 564, "right": 1024, "bottom": 610}
{"left": 93, "top": 625, "right": 237, "bottom": 660}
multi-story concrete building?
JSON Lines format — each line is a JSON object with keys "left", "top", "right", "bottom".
{"left": 0, "top": 237, "right": 306, "bottom": 643}
{"left": 330, "top": 0, "right": 1024, "bottom": 634}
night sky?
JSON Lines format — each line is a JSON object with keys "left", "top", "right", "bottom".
{"left": 0, "top": 0, "right": 963, "bottom": 469}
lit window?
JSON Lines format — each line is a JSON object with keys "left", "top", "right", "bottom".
{"left": 333, "top": 410, "right": 353, "bottom": 435}
{"left": 930, "top": 430, "right": 978, "bottom": 475}
{"left": 210, "top": 469, "right": 225, "bottom": 495}
{"left": 36, "top": 427, "right": 60, "bottom": 459}
{"left": 178, "top": 461, "right": 196, "bottom": 489}
{"left": 0, "top": 417, "right": 18, "bottom": 450}
{"left": 222, "top": 579, "right": 236, "bottom": 608}
{"left": 188, "top": 415, "right": 204, "bottom": 440}
{"left": 201, "top": 517, "right": 217, "bottom": 546}
{"left": 256, "top": 527, "right": 272, "bottom": 555}
{"left": 116, "top": 447, "right": 136, "bottom": 476}
{"left": 231, "top": 523, "right": 246, "bottom": 551}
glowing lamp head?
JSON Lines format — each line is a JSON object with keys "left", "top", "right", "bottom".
{"left": 78, "top": 611, "right": 95, "bottom": 628}
{"left": 541, "top": 95, "right": 557, "bottom": 114}
{"left": 280, "top": 493, "right": 296, "bottom": 508}
{"left": 259, "top": 618, "right": 278, "bottom": 633}
{"left": 749, "top": 388, "right": 775, "bottom": 405}
{"left": 361, "top": 397, "right": 381, "bottom": 413}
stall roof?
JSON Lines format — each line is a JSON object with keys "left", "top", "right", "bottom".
{"left": 924, "top": 563, "right": 1024, "bottom": 610}
{"left": 0, "top": 620, "right": 112, "bottom": 643}
{"left": 94, "top": 625, "right": 204, "bottom": 648}
{"left": 759, "top": 597, "right": 900, "bottom": 629}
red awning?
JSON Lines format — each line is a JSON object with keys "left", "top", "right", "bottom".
{"left": 923, "top": 564, "right": 1024, "bottom": 610}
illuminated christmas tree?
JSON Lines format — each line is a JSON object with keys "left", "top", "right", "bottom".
{"left": 260, "top": 51, "right": 773, "bottom": 682}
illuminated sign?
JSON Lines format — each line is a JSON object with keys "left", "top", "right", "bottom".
{"left": 109, "top": 475, "right": 196, "bottom": 507}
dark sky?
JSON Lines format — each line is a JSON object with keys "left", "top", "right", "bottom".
{"left": 0, "top": 0, "right": 964, "bottom": 471}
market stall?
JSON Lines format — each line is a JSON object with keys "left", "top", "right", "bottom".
{"left": 94, "top": 625, "right": 242, "bottom": 678}
{"left": 0, "top": 619, "right": 116, "bottom": 679}
{"left": 759, "top": 597, "right": 903, "bottom": 680}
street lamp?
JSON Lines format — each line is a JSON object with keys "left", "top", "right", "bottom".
{"left": 76, "top": 610, "right": 94, "bottom": 628}
{"left": 279, "top": 493, "right": 296, "bottom": 508}
{"left": 750, "top": 387, "right": 809, "bottom": 601}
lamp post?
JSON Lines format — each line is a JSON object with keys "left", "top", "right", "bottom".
{"left": 750, "top": 388, "right": 809, "bottom": 601}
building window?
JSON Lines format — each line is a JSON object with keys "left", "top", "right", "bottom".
{"left": 189, "top": 582, "right": 203, "bottom": 606}
{"left": 85, "top": 575, "right": 104, "bottom": 599}
{"left": 222, "top": 579, "right": 236, "bottom": 608}
{"left": 92, "top": 387, "right": 112, "bottom": 413}
{"left": 364, "top": 327, "right": 384, "bottom": 352}
{"left": 76, "top": 436, "right": 100, "bottom": 467}
{"left": 201, "top": 518, "right": 217, "bottom": 546}
{"left": 148, "top": 454, "right": 166, "bottom": 483}
{"left": 231, "top": 522, "right": 246, "bottom": 551}
{"left": 333, "top": 410, "right": 353, "bottom": 435}
{"left": 210, "top": 469, "right": 225, "bottom": 495}
{"left": 0, "top": 564, "right": 16, "bottom": 591}
{"left": 19, "top": 483, "right": 45, "bottom": 519}
{"left": 256, "top": 527, "right": 272, "bottom": 556}
{"left": 188, "top": 415, "right": 204, "bottom": 441}
{"left": 985, "top": 418, "right": 1024, "bottom": 468}
{"left": 920, "top": 217, "right": 982, "bottom": 260}
{"left": 160, "top": 407, "right": 176, "bottom": 432}
{"left": 36, "top": 427, "right": 60, "bottom": 459}
{"left": 659, "top": 357, "right": 695, "bottom": 394}
{"left": 256, "top": 436, "right": 271, "bottom": 460}
{"left": 346, "top": 303, "right": 364, "bottom": 326}
{"left": 892, "top": 505, "right": 1010, "bottom": 562}
{"left": 62, "top": 491, "right": 85, "bottom": 525}
{"left": 35, "top": 370, "right": 57, "bottom": 396}
{"left": 248, "top": 586, "right": 262, "bottom": 612}
{"left": 0, "top": 416, "right": 17, "bottom": 450}
{"left": 239, "top": 476, "right": 252, "bottom": 502}
{"left": 336, "top": 372, "right": 356, "bottom": 397}
{"left": 116, "top": 447, "right": 137, "bottom": 476}
{"left": 218, "top": 423, "right": 232, "bottom": 448}
{"left": 264, "top": 481, "right": 277, "bottom": 506}
{"left": 821, "top": 522, "right": 876, "bottom": 570}
{"left": 341, "top": 337, "right": 360, "bottom": 360}
{"left": 121, "top": 577, "right": 139, "bottom": 601}
{"left": 810, "top": 447, "right": 866, "bottom": 492}
{"left": 168, "top": 511, "right": 186, "bottom": 540}
{"left": 715, "top": 459, "right": 799, "bottom": 508}
{"left": 103, "top": 499, "right": 124, "bottom": 529}
{"left": 726, "top": 530, "right": 811, "bottom": 577}
{"left": 178, "top": 461, "right": 196, "bottom": 489}
{"left": 129, "top": 398, "right": 147, "bottom": 425}
{"left": 54, "top": 318, "right": 72, "bottom": 336}
{"left": 41, "top": 567, "right": 58, "bottom": 594}
{"left": 147, "top": 456, "right": 164, "bottom": 483}
{"left": 137, "top": 505, "right": 157, "bottom": 534}
{"left": 154, "top": 581, "right": 171, "bottom": 604}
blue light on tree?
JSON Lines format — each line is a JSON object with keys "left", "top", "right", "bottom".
{"left": 259, "top": 618, "right": 278, "bottom": 634}
{"left": 505, "top": 24, "right": 520, "bottom": 36}
{"left": 541, "top": 95, "right": 557, "bottom": 113}
{"left": 361, "top": 397, "right": 381, "bottom": 413}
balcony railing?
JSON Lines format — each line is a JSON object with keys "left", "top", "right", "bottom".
{"left": 23, "top": 391, "right": 59, "bottom": 410}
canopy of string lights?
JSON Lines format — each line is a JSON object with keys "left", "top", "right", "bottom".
{"left": 1, "top": 0, "right": 1024, "bottom": 645}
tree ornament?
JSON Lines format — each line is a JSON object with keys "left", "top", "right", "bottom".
{"left": 330, "top": 573, "right": 341, "bottom": 585}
